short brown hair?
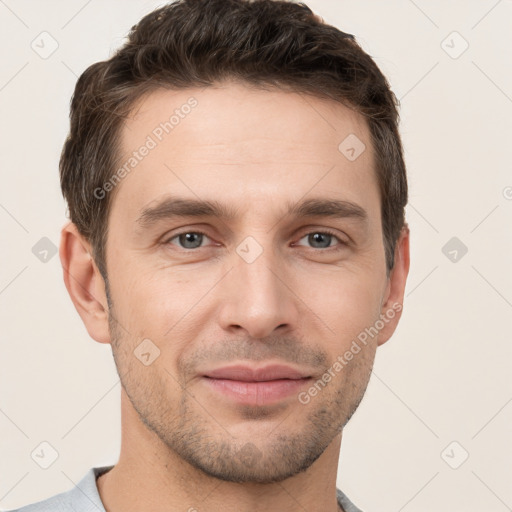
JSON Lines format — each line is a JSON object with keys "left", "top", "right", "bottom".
{"left": 60, "top": 0, "right": 407, "bottom": 278}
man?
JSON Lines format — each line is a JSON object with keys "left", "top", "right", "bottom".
{"left": 9, "top": 0, "right": 409, "bottom": 510}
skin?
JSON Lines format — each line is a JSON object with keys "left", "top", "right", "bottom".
{"left": 60, "top": 81, "right": 410, "bottom": 512}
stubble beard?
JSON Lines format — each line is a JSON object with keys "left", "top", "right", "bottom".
{"left": 106, "top": 297, "right": 374, "bottom": 484}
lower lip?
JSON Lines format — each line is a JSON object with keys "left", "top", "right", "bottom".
{"left": 203, "top": 377, "right": 311, "bottom": 405}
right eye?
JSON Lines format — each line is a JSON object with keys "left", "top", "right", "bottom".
{"left": 166, "top": 231, "right": 213, "bottom": 249}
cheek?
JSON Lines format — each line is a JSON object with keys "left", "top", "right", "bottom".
{"left": 108, "top": 260, "right": 216, "bottom": 351}
{"left": 107, "top": 261, "right": 163, "bottom": 337}
{"left": 295, "top": 267, "right": 384, "bottom": 346}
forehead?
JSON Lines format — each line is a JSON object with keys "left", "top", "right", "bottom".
{"left": 111, "top": 81, "right": 379, "bottom": 225}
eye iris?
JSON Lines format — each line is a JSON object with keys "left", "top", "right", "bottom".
{"left": 179, "top": 233, "right": 203, "bottom": 248}
{"left": 309, "top": 233, "right": 331, "bottom": 248}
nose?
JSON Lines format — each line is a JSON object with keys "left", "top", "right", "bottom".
{"left": 217, "top": 244, "right": 300, "bottom": 339}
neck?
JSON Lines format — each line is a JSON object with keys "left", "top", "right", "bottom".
{"left": 97, "top": 390, "right": 344, "bottom": 512}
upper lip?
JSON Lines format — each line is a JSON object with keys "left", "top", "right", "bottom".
{"left": 203, "top": 364, "right": 311, "bottom": 382}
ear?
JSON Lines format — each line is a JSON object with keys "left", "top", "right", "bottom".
{"left": 59, "top": 222, "right": 111, "bottom": 344}
{"left": 377, "top": 224, "right": 410, "bottom": 346}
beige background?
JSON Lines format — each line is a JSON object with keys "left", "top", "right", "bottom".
{"left": 1, "top": 1, "right": 511, "bottom": 510}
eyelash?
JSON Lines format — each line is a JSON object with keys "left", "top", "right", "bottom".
{"left": 164, "top": 229, "right": 348, "bottom": 250}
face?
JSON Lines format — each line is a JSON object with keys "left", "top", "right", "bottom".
{"left": 100, "top": 81, "right": 404, "bottom": 483}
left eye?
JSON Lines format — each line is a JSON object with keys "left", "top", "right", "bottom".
{"left": 296, "top": 232, "right": 343, "bottom": 249}
{"left": 168, "top": 232, "right": 211, "bottom": 249}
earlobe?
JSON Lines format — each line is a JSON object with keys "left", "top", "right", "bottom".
{"left": 377, "top": 224, "right": 410, "bottom": 346}
{"left": 59, "top": 222, "right": 111, "bottom": 344}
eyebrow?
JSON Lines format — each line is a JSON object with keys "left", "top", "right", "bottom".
{"left": 287, "top": 198, "right": 367, "bottom": 222}
{"left": 136, "top": 195, "right": 368, "bottom": 229}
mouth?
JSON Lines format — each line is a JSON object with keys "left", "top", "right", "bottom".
{"left": 201, "top": 364, "right": 312, "bottom": 406}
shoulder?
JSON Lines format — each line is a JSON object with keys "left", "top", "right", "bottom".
{"left": 337, "top": 488, "right": 365, "bottom": 512}
{"left": 4, "top": 466, "right": 113, "bottom": 512}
